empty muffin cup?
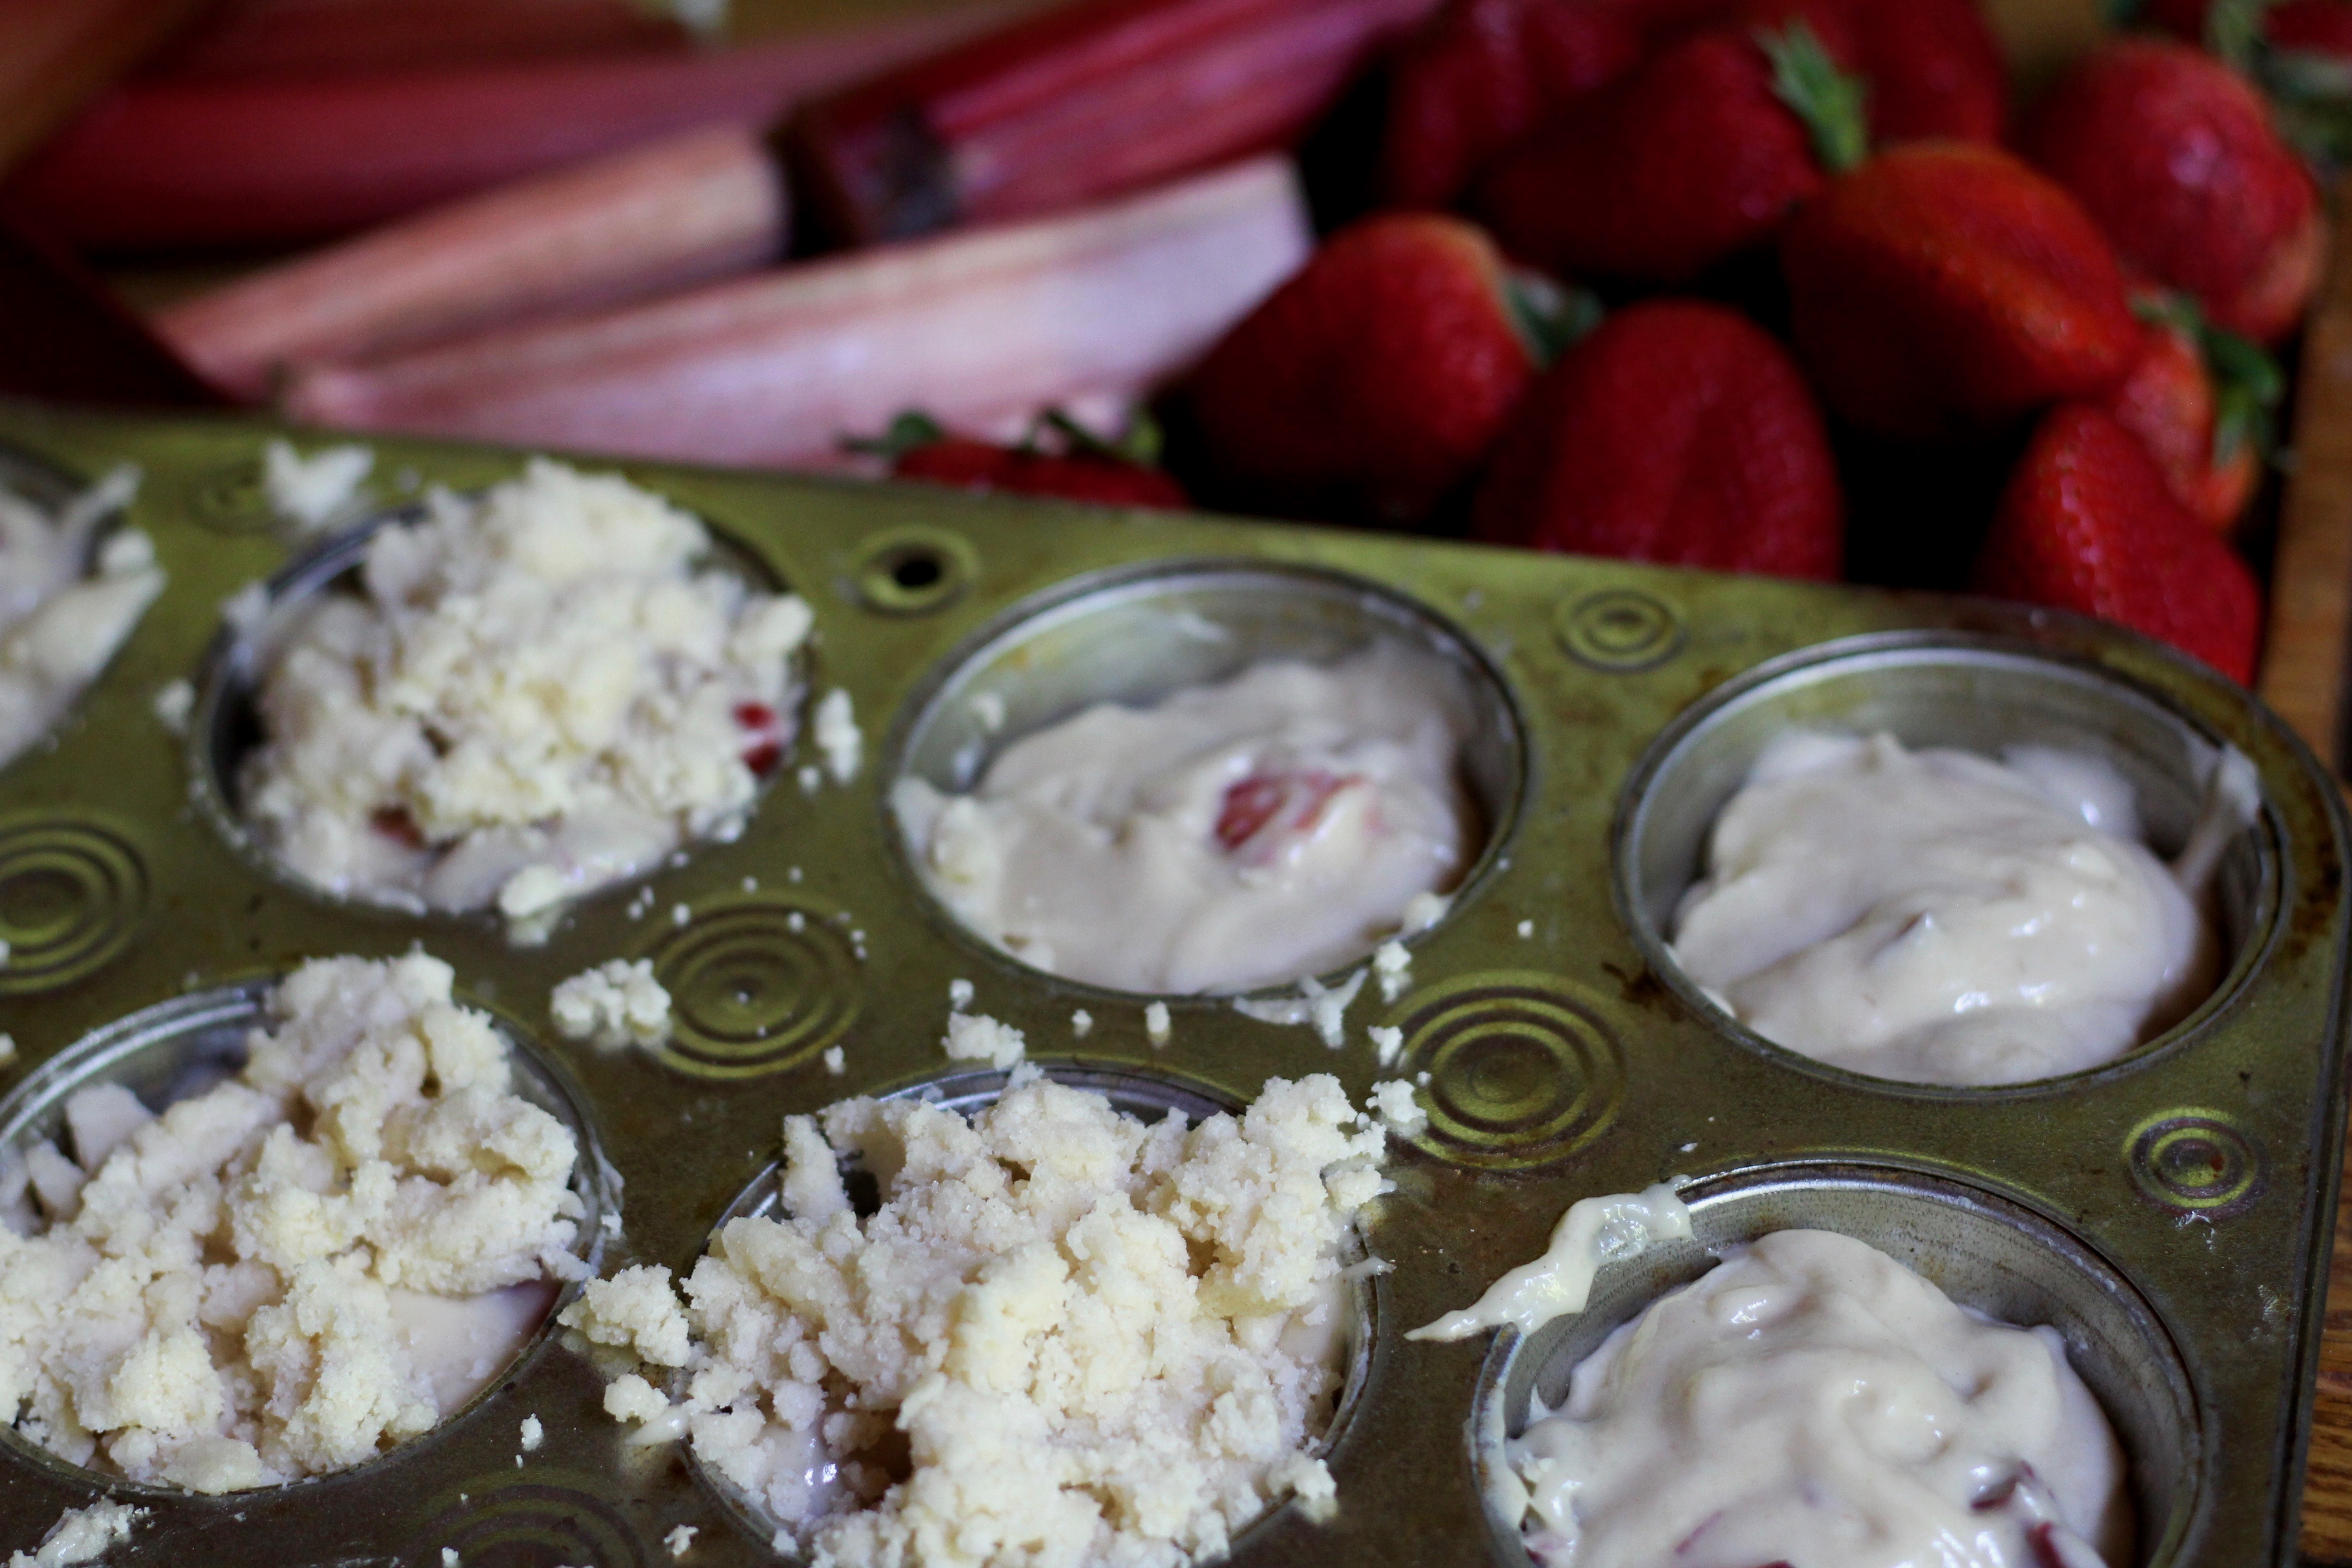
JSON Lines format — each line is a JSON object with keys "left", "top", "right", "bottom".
{"left": 0, "top": 959, "right": 608, "bottom": 1494}
{"left": 1616, "top": 633, "right": 2276, "bottom": 1088}
{"left": 1470, "top": 1162, "right": 2200, "bottom": 1567}
{"left": 887, "top": 560, "right": 1525, "bottom": 996}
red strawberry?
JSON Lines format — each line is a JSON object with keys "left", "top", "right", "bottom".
{"left": 1828, "top": 0, "right": 2007, "bottom": 143}
{"left": 1780, "top": 142, "right": 2141, "bottom": 441}
{"left": 1472, "top": 24, "right": 1863, "bottom": 284}
{"left": 1471, "top": 299, "right": 1843, "bottom": 578}
{"left": 1186, "top": 211, "right": 1551, "bottom": 525}
{"left": 1975, "top": 404, "right": 2261, "bottom": 682}
{"left": 2102, "top": 294, "right": 2279, "bottom": 531}
{"left": 2022, "top": 38, "right": 2322, "bottom": 344}
{"left": 1379, "top": 0, "right": 1644, "bottom": 210}
{"left": 892, "top": 437, "right": 1189, "bottom": 509}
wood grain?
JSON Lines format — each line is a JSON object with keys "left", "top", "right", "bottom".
{"left": 2277, "top": 173, "right": 2352, "bottom": 1565}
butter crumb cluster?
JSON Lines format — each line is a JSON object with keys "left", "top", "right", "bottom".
{"left": 550, "top": 960, "right": 673, "bottom": 1052}
{"left": 562, "top": 1073, "right": 1391, "bottom": 1568}
{"left": 0, "top": 955, "right": 583, "bottom": 1492}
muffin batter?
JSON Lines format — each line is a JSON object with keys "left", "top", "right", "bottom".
{"left": 893, "top": 644, "right": 1478, "bottom": 993}
{"left": 563, "top": 1068, "right": 1391, "bottom": 1568}
{"left": 241, "top": 459, "right": 811, "bottom": 926}
{"left": 1489, "top": 1230, "right": 2132, "bottom": 1568}
{"left": 0, "top": 955, "right": 585, "bottom": 1492}
{"left": 1670, "top": 731, "right": 2220, "bottom": 1084}
{"left": 0, "top": 466, "right": 162, "bottom": 771}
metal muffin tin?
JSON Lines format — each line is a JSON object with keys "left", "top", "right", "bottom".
{"left": 0, "top": 396, "right": 2341, "bottom": 1567}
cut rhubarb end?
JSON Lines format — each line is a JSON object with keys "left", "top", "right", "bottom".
{"left": 370, "top": 804, "right": 426, "bottom": 848}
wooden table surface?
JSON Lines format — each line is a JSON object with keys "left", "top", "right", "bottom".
{"left": 2264, "top": 167, "right": 2352, "bottom": 1562}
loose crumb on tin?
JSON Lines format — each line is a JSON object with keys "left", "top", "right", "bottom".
{"left": 814, "top": 688, "right": 862, "bottom": 784}
{"left": 152, "top": 678, "right": 195, "bottom": 737}
{"left": 551, "top": 960, "right": 673, "bottom": 1052}
{"left": 942, "top": 1012, "right": 1026, "bottom": 1069}
{"left": 1144, "top": 1000, "right": 1172, "bottom": 1045}
{"left": 220, "top": 579, "right": 269, "bottom": 636}
{"left": 1368, "top": 1079, "right": 1427, "bottom": 1137}
{"left": 1373, "top": 940, "right": 1412, "bottom": 1002}
{"left": 1516, "top": 919, "right": 1535, "bottom": 939}
{"left": 1233, "top": 969, "right": 1367, "bottom": 1049}
{"left": 823, "top": 1046, "right": 845, "bottom": 1076}
{"left": 519, "top": 1415, "right": 544, "bottom": 1452}
{"left": 1368, "top": 1026, "right": 1404, "bottom": 1068}
{"left": 1071, "top": 1009, "right": 1094, "bottom": 1039}
{"left": 441, "top": 1551, "right": 458, "bottom": 1568}
{"left": 261, "top": 439, "right": 373, "bottom": 536}
{"left": 665, "top": 1524, "right": 698, "bottom": 1558}
{"left": 948, "top": 978, "right": 975, "bottom": 1010}
{"left": 6, "top": 1499, "right": 144, "bottom": 1568}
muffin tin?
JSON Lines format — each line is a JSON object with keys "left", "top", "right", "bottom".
{"left": 0, "top": 395, "right": 2341, "bottom": 1567}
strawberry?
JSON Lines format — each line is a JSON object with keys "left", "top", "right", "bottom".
{"left": 1738, "top": 0, "right": 2005, "bottom": 142}
{"left": 1470, "top": 299, "right": 1843, "bottom": 578}
{"left": 2267, "top": 0, "right": 2352, "bottom": 54}
{"left": 2102, "top": 292, "right": 2279, "bottom": 530}
{"left": 1975, "top": 403, "right": 2262, "bottom": 682}
{"left": 1378, "top": 0, "right": 1645, "bottom": 210}
{"left": 1185, "top": 211, "right": 1568, "bottom": 526}
{"left": 1780, "top": 142, "right": 2141, "bottom": 441}
{"left": 2021, "top": 38, "right": 2323, "bottom": 344}
{"left": 1472, "top": 23, "right": 1864, "bottom": 284}
{"left": 858, "top": 410, "right": 1191, "bottom": 509}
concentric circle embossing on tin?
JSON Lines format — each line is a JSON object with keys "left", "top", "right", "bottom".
{"left": 1556, "top": 588, "right": 1683, "bottom": 672}
{"left": 186, "top": 460, "right": 275, "bottom": 534}
{"left": 2127, "top": 1111, "right": 2264, "bottom": 1215}
{"left": 647, "top": 897, "right": 861, "bottom": 1078}
{"left": 405, "top": 1468, "right": 650, "bottom": 1568}
{"left": 1391, "top": 973, "right": 1625, "bottom": 1169}
{"left": 0, "top": 818, "right": 148, "bottom": 995}
{"left": 853, "top": 524, "right": 977, "bottom": 615}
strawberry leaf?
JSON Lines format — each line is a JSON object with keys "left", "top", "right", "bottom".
{"left": 1760, "top": 21, "right": 1870, "bottom": 174}
{"left": 1029, "top": 407, "right": 1167, "bottom": 467}
{"left": 841, "top": 408, "right": 946, "bottom": 457}
{"left": 1504, "top": 269, "right": 1604, "bottom": 368}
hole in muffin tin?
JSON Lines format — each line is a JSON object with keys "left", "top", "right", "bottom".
{"left": 187, "top": 499, "right": 803, "bottom": 924}
{"left": 884, "top": 559, "right": 1528, "bottom": 996}
{"left": 690, "top": 1064, "right": 1378, "bottom": 1555}
{"left": 1614, "top": 632, "right": 2278, "bottom": 1093}
{"left": 853, "top": 526, "right": 975, "bottom": 616}
{"left": 1470, "top": 1162, "right": 2204, "bottom": 1568}
{"left": 0, "top": 975, "right": 611, "bottom": 1496}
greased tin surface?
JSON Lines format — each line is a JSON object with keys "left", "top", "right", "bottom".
{"left": 0, "top": 396, "right": 2342, "bottom": 1568}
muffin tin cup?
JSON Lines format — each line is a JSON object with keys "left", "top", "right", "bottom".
{"left": 683, "top": 1064, "right": 1382, "bottom": 1554}
{"left": 1614, "top": 632, "right": 2283, "bottom": 1096}
{"left": 0, "top": 403, "right": 2340, "bottom": 1567}
{"left": 882, "top": 558, "right": 1529, "bottom": 1000}
{"left": 0, "top": 975, "right": 615, "bottom": 1497}
{"left": 189, "top": 501, "right": 812, "bottom": 931}
{"left": 1470, "top": 1161, "right": 2204, "bottom": 1566}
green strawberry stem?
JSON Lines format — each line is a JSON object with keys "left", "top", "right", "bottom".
{"left": 1030, "top": 407, "right": 1166, "bottom": 466}
{"left": 841, "top": 408, "right": 947, "bottom": 457}
{"left": 1504, "top": 269, "right": 1604, "bottom": 369}
{"left": 2133, "top": 291, "right": 2284, "bottom": 466}
{"left": 1760, "top": 21, "right": 1870, "bottom": 174}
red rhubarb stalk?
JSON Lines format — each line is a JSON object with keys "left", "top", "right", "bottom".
{"left": 157, "top": 124, "right": 789, "bottom": 400}
{"left": 0, "top": 0, "right": 213, "bottom": 173}
{"left": 789, "top": 0, "right": 1439, "bottom": 245}
{"left": 281, "top": 155, "right": 1311, "bottom": 470}
{"left": 3, "top": 0, "right": 1034, "bottom": 249}
{"left": 147, "top": 0, "right": 689, "bottom": 82}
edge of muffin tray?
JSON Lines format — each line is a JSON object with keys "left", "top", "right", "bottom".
{"left": 0, "top": 395, "right": 2342, "bottom": 1568}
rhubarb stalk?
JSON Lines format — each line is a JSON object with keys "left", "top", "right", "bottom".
{"left": 282, "top": 155, "right": 1312, "bottom": 470}
{"left": 146, "top": 0, "right": 689, "bottom": 81}
{"left": 3, "top": 0, "right": 1039, "bottom": 249}
{"left": 0, "top": 0, "right": 214, "bottom": 175}
{"left": 789, "top": 0, "right": 1439, "bottom": 246}
{"left": 157, "top": 124, "right": 789, "bottom": 400}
